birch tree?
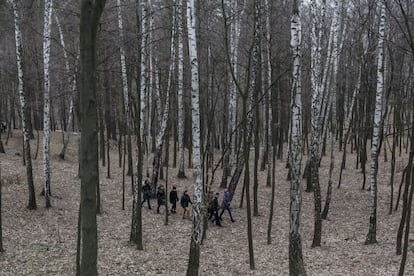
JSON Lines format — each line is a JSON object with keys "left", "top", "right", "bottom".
{"left": 177, "top": 0, "right": 186, "bottom": 179}
{"left": 150, "top": 5, "right": 175, "bottom": 192}
{"left": 55, "top": 11, "right": 77, "bottom": 161}
{"left": 366, "top": 1, "right": 386, "bottom": 245}
{"left": 140, "top": 0, "right": 148, "bottom": 178}
{"left": 146, "top": 1, "right": 153, "bottom": 178}
{"left": 79, "top": 0, "right": 106, "bottom": 274}
{"left": 289, "top": 0, "right": 306, "bottom": 274}
{"left": 309, "top": 0, "right": 324, "bottom": 248}
{"left": 220, "top": 0, "right": 246, "bottom": 188}
{"left": 9, "top": 0, "right": 37, "bottom": 209}
{"left": 186, "top": 0, "right": 203, "bottom": 274}
{"left": 321, "top": 0, "right": 340, "bottom": 219}
{"left": 117, "top": 0, "right": 130, "bottom": 145}
{"left": 42, "top": 0, "right": 53, "bottom": 208}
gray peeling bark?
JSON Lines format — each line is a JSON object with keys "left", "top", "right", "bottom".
{"left": 79, "top": 0, "right": 106, "bottom": 275}
{"left": 289, "top": 0, "right": 306, "bottom": 275}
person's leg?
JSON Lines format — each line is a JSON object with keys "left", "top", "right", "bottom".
{"left": 148, "top": 199, "right": 152, "bottom": 209}
{"left": 214, "top": 212, "right": 221, "bottom": 226}
{"left": 219, "top": 209, "right": 224, "bottom": 219}
{"left": 228, "top": 208, "right": 235, "bottom": 222}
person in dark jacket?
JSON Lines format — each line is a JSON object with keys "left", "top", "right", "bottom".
{"left": 219, "top": 188, "right": 235, "bottom": 222}
{"left": 180, "top": 190, "right": 192, "bottom": 219}
{"left": 156, "top": 186, "right": 166, "bottom": 214}
{"left": 169, "top": 186, "right": 179, "bottom": 213}
{"left": 141, "top": 179, "right": 152, "bottom": 209}
{"left": 209, "top": 192, "right": 221, "bottom": 226}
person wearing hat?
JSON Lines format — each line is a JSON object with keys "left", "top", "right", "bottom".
{"left": 219, "top": 188, "right": 235, "bottom": 222}
{"left": 169, "top": 186, "right": 179, "bottom": 213}
{"left": 156, "top": 186, "right": 166, "bottom": 214}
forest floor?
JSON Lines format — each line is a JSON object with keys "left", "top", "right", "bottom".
{"left": 0, "top": 130, "right": 413, "bottom": 276}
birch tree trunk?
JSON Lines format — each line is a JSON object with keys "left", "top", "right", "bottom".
{"left": 117, "top": 0, "right": 129, "bottom": 137}
{"left": 366, "top": 2, "right": 385, "bottom": 245}
{"left": 186, "top": 0, "right": 203, "bottom": 274}
{"left": 150, "top": 37, "right": 173, "bottom": 191}
{"left": 140, "top": 0, "right": 148, "bottom": 178}
{"left": 10, "top": 0, "right": 37, "bottom": 210}
{"left": 322, "top": 0, "right": 340, "bottom": 219}
{"left": 146, "top": 2, "right": 154, "bottom": 177}
{"left": 79, "top": 0, "right": 106, "bottom": 274}
{"left": 177, "top": 0, "right": 186, "bottom": 179}
{"left": 338, "top": 68, "right": 361, "bottom": 188}
{"left": 310, "top": 0, "right": 323, "bottom": 248}
{"left": 220, "top": 0, "right": 246, "bottom": 188}
{"left": 289, "top": 1, "right": 306, "bottom": 274}
{"left": 42, "top": 0, "right": 53, "bottom": 208}
{"left": 55, "top": 12, "right": 76, "bottom": 160}
{"left": 263, "top": 0, "right": 272, "bottom": 181}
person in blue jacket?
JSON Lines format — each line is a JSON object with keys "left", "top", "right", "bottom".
{"left": 219, "top": 188, "right": 235, "bottom": 222}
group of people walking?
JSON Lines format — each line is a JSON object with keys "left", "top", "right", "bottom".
{"left": 141, "top": 179, "right": 235, "bottom": 225}
{"left": 141, "top": 180, "right": 193, "bottom": 219}
{"left": 208, "top": 188, "right": 235, "bottom": 227}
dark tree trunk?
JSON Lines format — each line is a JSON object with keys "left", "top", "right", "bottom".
{"left": 398, "top": 163, "right": 414, "bottom": 276}
{"left": 267, "top": 145, "right": 276, "bottom": 245}
{"left": 98, "top": 95, "right": 105, "bottom": 167}
{"left": 242, "top": 95, "right": 255, "bottom": 270}
{"left": 79, "top": 1, "right": 106, "bottom": 275}
{"left": 127, "top": 135, "right": 132, "bottom": 176}
{"left": 389, "top": 123, "right": 396, "bottom": 214}
{"left": 0, "top": 164, "right": 3, "bottom": 252}
{"left": 76, "top": 204, "right": 81, "bottom": 276}
{"left": 106, "top": 126, "right": 111, "bottom": 179}
{"left": 130, "top": 0, "right": 143, "bottom": 249}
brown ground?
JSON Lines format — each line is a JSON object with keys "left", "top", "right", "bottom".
{"left": 0, "top": 130, "right": 413, "bottom": 276}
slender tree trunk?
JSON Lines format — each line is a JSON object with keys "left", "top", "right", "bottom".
{"left": 338, "top": 68, "right": 362, "bottom": 188}
{"left": 0, "top": 163, "right": 3, "bottom": 252}
{"left": 140, "top": 0, "right": 148, "bottom": 179}
{"left": 42, "top": 0, "right": 53, "bottom": 208}
{"left": 289, "top": 1, "right": 306, "bottom": 274}
{"left": 366, "top": 2, "right": 385, "bottom": 245}
{"left": 177, "top": 0, "right": 186, "bottom": 179}
{"left": 151, "top": 36, "right": 173, "bottom": 193}
{"left": 389, "top": 109, "right": 397, "bottom": 214}
{"left": 398, "top": 117, "right": 414, "bottom": 274}
{"left": 252, "top": 0, "right": 261, "bottom": 218}
{"left": 186, "top": 0, "right": 203, "bottom": 274}
{"left": 309, "top": 0, "right": 323, "bottom": 248}
{"left": 55, "top": 13, "right": 76, "bottom": 160}
{"left": 267, "top": 140, "right": 276, "bottom": 245}
{"left": 10, "top": 0, "right": 36, "bottom": 210}
{"left": 322, "top": 0, "right": 340, "bottom": 219}
{"left": 130, "top": 0, "right": 143, "bottom": 250}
